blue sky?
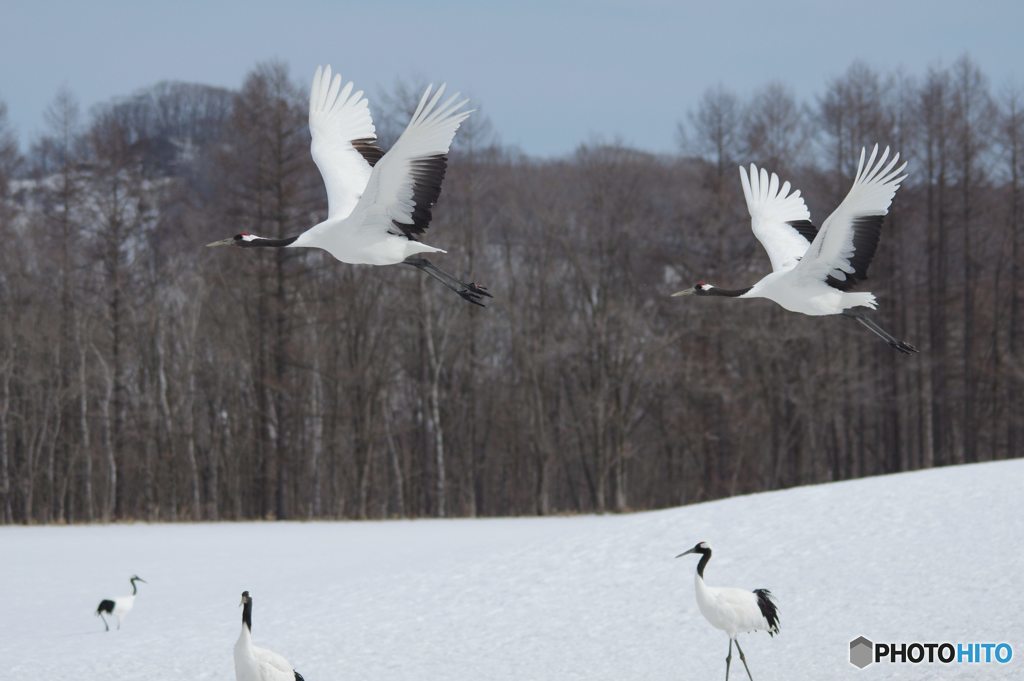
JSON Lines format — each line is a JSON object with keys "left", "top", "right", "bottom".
{"left": 1, "top": 0, "right": 1022, "bottom": 156}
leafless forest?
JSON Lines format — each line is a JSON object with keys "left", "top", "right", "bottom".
{"left": 0, "top": 56, "right": 1020, "bottom": 523}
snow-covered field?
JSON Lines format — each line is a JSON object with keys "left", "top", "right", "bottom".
{"left": 2, "top": 460, "right": 1021, "bottom": 680}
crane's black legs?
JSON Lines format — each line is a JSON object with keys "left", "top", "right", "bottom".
{"left": 843, "top": 310, "right": 918, "bottom": 354}
{"left": 725, "top": 638, "right": 733, "bottom": 680}
{"left": 733, "top": 639, "right": 754, "bottom": 681}
{"left": 403, "top": 257, "right": 492, "bottom": 307}
{"left": 99, "top": 613, "right": 109, "bottom": 632}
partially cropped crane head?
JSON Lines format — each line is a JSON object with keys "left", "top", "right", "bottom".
{"left": 671, "top": 281, "right": 714, "bottom": 297}
{"left": 129, "top": 574, "right": 147, "bottom": 584}
{"left": 206, "top": 232, "right": 262, "bottom": 248}
{"left": 676, "top": 541, "right": 711, "bottom": 558}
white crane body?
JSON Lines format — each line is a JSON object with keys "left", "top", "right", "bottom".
{"left": 694, "top": 572, "right": 774, "bottom": 638}
{"left": 291, "top": 217, "right": 443, "bottom": 266}
{"left": 742, "top": 270, "right": 876, "bottom": 316}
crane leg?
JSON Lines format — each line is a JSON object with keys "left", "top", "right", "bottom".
{"left": 733, "top": 639, "right": 754, "bottom": 681}
{"left": 724, "top": 638, "right": 733, "bottom": 680}
{"left": 843, "top": 310, "right": 918, "bottom": 354}
{"left": 99, "top": 613, "right": 109, "bottom": 632}
{"left": 403, "top": 257, "right": 492, "bottom": 307}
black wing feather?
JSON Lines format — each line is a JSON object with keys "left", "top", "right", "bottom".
{"left": 787, "top": 219, "right": 819, "bottom": 243}
{"left": 826, "top": 214, "right": 883, "bottom": 291}
{"left": 352, "top": 138, "right": 384, "bottom": 167}
{"left": 390, "top": 154, "right": 448, "bottom": 241}
{"left": 753, "top": 588, "right": 780, "bottom": 636}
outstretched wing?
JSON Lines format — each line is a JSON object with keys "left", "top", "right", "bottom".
{"left": 349, "top": 84, "right": 472, "bottom": 240}
{"left": 739, "top": 164, "right": 815, "bottom": 272}
{"left": 794, "top": 145, "right": 908, "bottom": 290}
{"left": 309, "top": 65, "right": 383, "bottom": 220}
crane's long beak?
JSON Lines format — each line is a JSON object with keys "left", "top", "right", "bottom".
{"left": 206, "top": 237, "right": 234, "bottom": 248}
{"left": 675, "top": 548, "right": 697, "bottom": 558}
{"left": 671, "top": 288, "right": 696, "bottom": 297}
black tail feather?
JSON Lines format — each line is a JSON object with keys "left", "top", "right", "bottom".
{"left": 753, "top": 588, "right": 780, "bottom": 636}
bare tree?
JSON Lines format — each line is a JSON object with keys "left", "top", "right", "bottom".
{"left": 1001, "top": 85, "right": 1024, "bottom": 459}
{"left": 683, "top": 86, "right": 742, "bottom": 194}
{"left": 949, "top": 56, "right": 996, "bottom": 463}
{"left": 743, "top": 83, "right": 806, "bottom": 171}
{"left": 0, "top": 100, "right": 19, "bottom": 523}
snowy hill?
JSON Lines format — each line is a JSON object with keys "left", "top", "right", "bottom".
{"left": 2, "top": 460, "right": 1021, "bottom": 680}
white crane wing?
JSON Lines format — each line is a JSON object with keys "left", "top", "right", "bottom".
{"left": 252, "top": 645, "right": 296, "bottom": 681}
{"left": 712, "top": 587, "right": 772, "bottom": 634}
{"left": 794, "top": 145, "right": 908, "bottom": 289}
{"left": 349, "top": 84, "right": 472, "bottom": 239}
{"left": 739, "top": 164, "right": 815, "bottom": 272}
{"left": 309, "top": 65, "right": 382, "bottom": 220}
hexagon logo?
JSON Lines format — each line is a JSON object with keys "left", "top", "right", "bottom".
{"left": 850, "top": 636, "right": 874, "bottom": 668}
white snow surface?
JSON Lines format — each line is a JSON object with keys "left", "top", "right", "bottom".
{"left": 2, "top": 460, "right": 1022, "bottom": 680}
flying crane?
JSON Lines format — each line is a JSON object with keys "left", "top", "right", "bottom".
{"left": 207, "top": 65, "right": 491, "bottom": 306}
{"left": 674, "top": 145, "right": 916, "bottom": 353}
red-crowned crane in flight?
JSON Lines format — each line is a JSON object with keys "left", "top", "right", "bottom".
{"left": 674, "top": 145, "right": 916, "bottom": 353}
{"left": 207, "top": 65, "right": 491, "bottom": 306}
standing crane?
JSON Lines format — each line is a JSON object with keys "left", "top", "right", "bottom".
{"left": 207, "top": 64, "right": 491, "bottom": 306}
{"left": 95, "top": 574, "right": 146, "bottom": 631}
{"left": 677, "top": 542, "right": 779, "bottom": 681}
{"left": 234, "top": 591, "right": 305, "bottom": 681}
{"left": 673, "top": 145, "right": 916, "bottom": 353}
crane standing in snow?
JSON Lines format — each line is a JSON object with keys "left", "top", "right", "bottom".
{"left": 677, "top": 542, "right": 779, "bottom": 681}
{"left": 95, "top": 574, "right": 146, "bottom": 631}
{"left": 234, "top": 591, "right": 305, "bottom": 681}
{"left": 673, "top": 145, "right": 916, "bottom": 353}
{"left": 206, "top": 65, "right": 491, "bottom": 306}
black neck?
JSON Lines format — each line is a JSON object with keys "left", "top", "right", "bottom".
{"left": 703, "top": 286, "right": 751, "bottom": 297}
{"left": 242, "top": 600, "right": 252, "bottom": 632}
{"left": 130, "top": 579, "right": 139, "bottom": 595}
{"left": 242, "top": 235, "right": 299, "bottom": 248}
{"left": 696, "top": 548, "right": 711, "bottom": 578}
